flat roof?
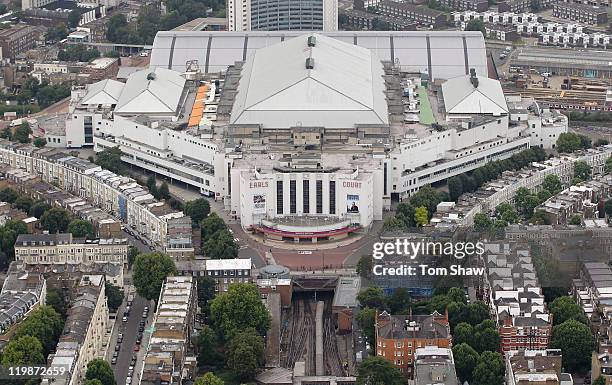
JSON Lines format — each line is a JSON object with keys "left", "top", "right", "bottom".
{"left": 206, "top": 258, "right": 252, "bottom": 271}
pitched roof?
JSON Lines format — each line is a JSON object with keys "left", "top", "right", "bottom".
{"left": 82, "top": 79, "right": 124, "bottom": 105}
{"left": 230, "top": 33, "right": 389, "bottom": 128}
{"left": 115, "top": 68, "right": 186, "bottom": 115}
{"left": 442, "top": 74, "right": 508, "bottom": 115}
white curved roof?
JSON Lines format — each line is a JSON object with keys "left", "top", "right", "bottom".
{"left": 149, "top": 31, "right": 487, "bottom": 81}
{"left": 231, "top": 33, "right": 388, "bottom": 128}
{"left": 442, "top": 75, "right": 508, "bottom": 115}
{"left": 115, "top": 67, "right": 186, "bottom": 115}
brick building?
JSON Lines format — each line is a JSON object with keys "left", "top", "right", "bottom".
{"left": 375, "top": 310, "right": 452, "bottom": 378}
{"left": 79, "top": 57, "right": 119, "bottom": 83}
{"left": 0, "top": 25, "right": 38, "bottom": 60}
{"left": 439, "top": 0, "right": 488, "bottom": 11}
{"left": 376, "top": 1, "right": 447, "bottom": 27}
{"left": 341, "top": 9, "right": 418, "bottom": 30}
{"left": 553, "top": 2, "right": 608, "bottom": 25}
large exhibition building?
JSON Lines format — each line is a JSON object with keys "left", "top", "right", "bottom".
{"left": 63, "top": 31, "right": 567, "bottom": 242}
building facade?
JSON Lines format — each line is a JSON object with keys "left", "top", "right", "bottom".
{"left": 204, "top": 258, "right": 253, "bottom": 293}
{"left": 553, "top": 3, "right": 608, "bottom": 25}
{"left": 42, "top": 275, "right": 108, "bottom": 385}
{"left": 140, "top": 276, "right": 197, "bottom": 385}
{"left": 15, "top": 233, "right": 128, "bottom": 266}
{"left": 375, "top": 311, "right": 452, "bottom": 377}
{"left": 376, "top": 1, "right": 447, "bottom": 28}
{"left": 228, "top": 0, "right": 338, "bottom": 31}
{"left": 0, "top": 25, "right": 38, "bottom": 60}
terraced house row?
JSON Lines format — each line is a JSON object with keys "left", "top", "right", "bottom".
{"left": 0, "top": 140, "right": 193, "bottom": 257}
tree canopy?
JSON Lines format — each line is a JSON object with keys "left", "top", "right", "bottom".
{"left": 225, "top": 328, "right": 265, "bottom": 381}
{"left": 85, "top": 358, "right": 116, "bottom": 385}
{"left": 40, "top": 207, "right": 71, "bottom": 233}
{"left": 356, "top": 356, "right": 405, "bottom": 385}
{"left": 184, "top": 198, "right": 211, "bottom": 224}
{"left": 105, "top": 282, "right": 124, "bottom": 313}
{"left": 132, "top": 252, "right": 176, "bottom": 301}
{"left": 556, "top": 132, "right": 591, "bottom": 153}
{"left": 452, "top": 343, "right": 479, "bottom": 383}
{"left": 94, "top": 146, "right": 124, "bottom": 174}
{"left": 1, "top": 335, "right": 45, "bottom": 366}
{"left": 67, "top": 219, "right": 95, "bottom": 238}
{"left": 210, "top": 283, "right": 271, "bottom": 340}
{"left": 550, "top": 319, "right": 595, "bottom": 373}
{"left": 194, "top": 373, "right": 224, "bottom": 385}
{"left": 13, "top": 305, "right": 63, "bottom": 356}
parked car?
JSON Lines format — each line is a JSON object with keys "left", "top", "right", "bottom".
{"left": 133, "top": 345, "right": 140, "bottom": 352}
{"left": 115, "top": 345, "right": 120, "bottom": 352}
{"left": 111, "top": 357, "right": 117, "bottom": 365}
{"left": 122, "top": 316, "right": 128, "bottom": 322}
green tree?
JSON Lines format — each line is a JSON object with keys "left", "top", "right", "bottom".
{"left": 531, "top": 210, "right": 550, "bottom": 225}
{"left": 46, "top": 286, "right": 67, "bottom": 317}
{"left": 550, "top": 296, "right": 587, "bottom": 325}
{"left": 210, "top": 283, "right": 271, "bottom": 340}
{"left": 593, "top": 377, "right": 606, "bottom": 385}
{"left": 85, "top": 358, "right": 116, "bottom": 385}
{"left": 473, "top": 213, "right": 492, "bottom": 232}
{"left": 605, "top": 156, "right": 612, "bottom": 173}
{"left": 201, "top": 212, "right": 226, "bottom": 240}
{"left": 472, "top": 351, "right": 504, "bottom": 385}
{"left": 452, "top": 343, "right": 479, "bottom": 383}
{"left": 40, "top": 207, "right": 71, "bottom": 233}
{"left": 382, "top": 216, "right": 407, "bottom": 231}
{"left": 13, "top": 196, "right": 32, "bottom": 213}
{"left": 132, "top": 252, "right": 176, "bottom": 301}
{"left": 396, "top": 202, "right": 416, "bottom": 227}
{"left": 0, "top": 126, "right": 12, "bottom": 140}
{"left": 356, "top": 255, "right": 373, "bottom": 279}
{"left": 465, "top": 19, "right": 486, "bottom": 35}
{"left": 357, "top": 287, "right": 386, "bottom": 309}
{"left": 14, "top": 305, "right": 63, "bottom": 356}
{"left": 146, "top": 175, "right": 157, "bottom": 197}
{"left": 105, "top": 282, "right": 124, "bottom": 313}
{"left": 196, "top": 325, "right": 221, "bottom": 366}
{"left": 356, "top": 356, "right": 405, "bottom": 385}
{"left": 357, "top": 307, "right": 376, "bottom": 346}
{"left": 605, "top": 200, "right": 612, "bottom": 217}
{"left": 1, "top": 335, "right": 45, "bottom": 365}
{"left": 453, "top": 322, "right": 473, "bottom": 346}
{"left": 13, "top": 121, "right": 31, "bottom": 143}
{"left": 185, "top": 198, "right": 211, "bottom": 224}
{"left": 158, "top": 181, "right": 170, "bottom": 200}
{"left": 202, "top": 229, "right": 238, "bottom": 259}
{"left": 388, "top": 288, "right": 410, "bottom": 314}
{"left": 127, "top": 245, "right": 139, "bottom": 268}
{"left": 537, "top": 189, "right": 552, "bottom": 203}
{"left": 414, "top": 206, "right": 428, "bottom": 226}
{"left": 542, "top": 174, "right": 563, "bottom": 195}
{"left": 500, "top": 208, "right": 519, "bottom": 224}
{"left": 556, "top": 132, "right": 583, "bottom": 153}
{"left": 573, "top": 161, "right": 591, "bottom": 183}
{"left": 106, "top": 14, "right": 129, "bottom": 43}
{"left": 474, "top": 324, "right": 500, "bottom": 353}
{"left": 569, "top": 214, "right": 582, "bottom": 225}
{"left": 226, "top": 328, "right": 265, "bottom": 381}
{"left": 0, "top": 187, "right": 18, "bottom": 203}
{"left": 194, "top": 373, "right": 224, "bottom": 385}
{"left": 67, "top": 219, "right": 95, "bottom": 238}
{"left": 550, "top": 319, "right": 594, "bottom": 373}
{"left": 85, "top": 380, "right": 104, "bottom": 385}
{"left": 448, "top": 176, "right": 463, "bottom": 201}
{"left": 68, "top": 9, "right": 81, "bottom": 28}
{"left": 197, "top": 276, "right": 216, "bottom": 314}
{"left": 33, "top": 137, "right": 47, "bottom": 148}
{"left": 95, "top": 146, "right": 124, "bottom": 174}
{"left": 0, "top": 219, "right": 27, "bottom": 260}
{"left": 29, "top": 201, "right": 51, "bottom": 218}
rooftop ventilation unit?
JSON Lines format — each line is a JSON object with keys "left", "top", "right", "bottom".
{"left": 307, "top": 36, "right": 316, "bottom": 47}
{"left": 469, "top": 68, "right": 478, "bottom": 88}
{"left": 306, "top": 57, "right": 315, "bottom": 69}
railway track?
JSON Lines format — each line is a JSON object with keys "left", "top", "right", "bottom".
{"left": 280, "top": 296, "right": 347, "bottom": 376}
